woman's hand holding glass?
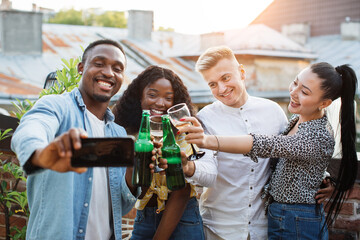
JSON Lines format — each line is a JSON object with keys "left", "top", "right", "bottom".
{"left": 176, "top": 117, "right": 209, "bottom": 178}
{"left": 167, "top": 103, "right": 205, "bottom": 160}
{"left": 176, "top": 116, "right": 209, "bottom": 148}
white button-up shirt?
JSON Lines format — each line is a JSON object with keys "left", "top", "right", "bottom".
{"left": 187, "top": 96, "right": 288, "bottom": 240}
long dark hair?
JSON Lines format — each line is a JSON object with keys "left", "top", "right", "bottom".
{"left": 311, "top": 62, "right": 358, "bottom": 226}
{"left": 113, "top": 65, "right": 194, "bottom": 135}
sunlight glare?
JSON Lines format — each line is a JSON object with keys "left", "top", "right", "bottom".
{"left": 12, "top": 0, "right": 273, "bottom": 34}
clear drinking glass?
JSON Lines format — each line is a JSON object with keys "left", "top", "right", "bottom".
{"left": 167, "top": 103, "right": 205, "bottom": 160}
{"left": 149, "top": 116, "right": 164, "bottom": 172}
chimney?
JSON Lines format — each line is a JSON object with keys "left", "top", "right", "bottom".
{"left": 281, "top": 23, "right": 310, "bottom": 46}
{"left": 341, "top": 19, "right": 360, "bottom": 41}
{"left": 127, "top": 10, "right": 153, "bottom": 40}
{"left": 0, "top": 10, "right": 43, "bottom": 55}
{"left": 0, "top": 0, "right": 12, "bottom": 10}
{"left": 200, "top": 32, "right": 225, "bottom": 51}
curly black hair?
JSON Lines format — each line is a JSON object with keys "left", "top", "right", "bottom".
{"left": 113, "top": 65, "right": 195, "bottom": 135}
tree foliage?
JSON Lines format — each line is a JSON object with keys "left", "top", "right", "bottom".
{"left": 96, "top": 11, "right": 127, "bottom": 28}
{"left": 48, "top": 8, "right": 84, "bottom": 25}
{"left": 48, "top": 9, "right": 127, "bottom": 28}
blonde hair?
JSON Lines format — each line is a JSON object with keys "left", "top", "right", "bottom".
{"left": 195, "top": 46, "right": 237, "bottom": 72}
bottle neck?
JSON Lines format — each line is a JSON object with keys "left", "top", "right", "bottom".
{"left": 138, "top": 113, "right": 151, "bottom": 141}
{"left": 162, "top": 117, "right": 176, "bottom": 145}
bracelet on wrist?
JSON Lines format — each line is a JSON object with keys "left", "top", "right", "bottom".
{"left": 213, "top": 135, "right": 220, "bottom": 156}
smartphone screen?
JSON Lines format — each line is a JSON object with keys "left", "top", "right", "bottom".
{"left": 71, "top": 137, "right": 135, "bottom": 167}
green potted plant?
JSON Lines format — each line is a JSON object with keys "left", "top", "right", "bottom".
{"left": 0, "top": 129, "right": 28, "bottom": 240}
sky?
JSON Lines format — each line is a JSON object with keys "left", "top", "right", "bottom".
{"left": 12, "top": 0, "right": 273, "bottom": 34}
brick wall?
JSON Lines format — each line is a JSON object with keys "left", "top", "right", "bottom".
{"left": 0, "top": 153, "right": 27, "bottom": 240}
{"left": 328, "top": 183, "right": 360, "bottom": 239}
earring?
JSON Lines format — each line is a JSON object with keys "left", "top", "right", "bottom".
{"left": 239, "top": 64, "right": 245, "bottom": 74}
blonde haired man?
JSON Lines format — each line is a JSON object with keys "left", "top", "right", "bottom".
{"left": 183, "top": 46, "right": 288, "bottom": 239}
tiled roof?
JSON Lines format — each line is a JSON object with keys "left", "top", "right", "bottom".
{"left": 174, "top": 24, "right": 317, "bottom": 59}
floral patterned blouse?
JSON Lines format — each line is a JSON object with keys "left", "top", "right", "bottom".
{"left": 246, "top": 114, "right": 335, "bottom": 204}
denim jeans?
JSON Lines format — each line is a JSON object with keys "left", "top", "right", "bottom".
{"left": 131, "top": 197, "right": 205, "bottom": 240}
{"left": 268, "top": 202, "right": 328, "bottom": 240}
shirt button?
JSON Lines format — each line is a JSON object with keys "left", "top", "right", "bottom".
{"left": 79, "top": 229, "right": 83, "bottom": 233}
{"left": 250, "top": 186, "right": 253, "bottom": 190}
{"left": 249, "top": 204, "right": 252, "bottom": 207}
{"left": 84, "top": 203, "right": 89, "bottom": 207}
{"left": 88, "top": 177, "right": 92, "bottom": 182}
{"left": 240, "top": 107, "right": 243, "bottom": 110}
{"left": 248, "top": 221, "right": 251, "bottom": 225}
{"left": 251, "top": 169, "right": 254, "bottom": 172}
{"left": 245, "top": 119, "right": 248, "bottom": 122}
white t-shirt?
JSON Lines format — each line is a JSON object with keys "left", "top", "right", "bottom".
{"left": 187, "top": 97, "right": 288, "bottom": 240}
{"left": 85, "top": 110, "right": 112, "bottom": 240}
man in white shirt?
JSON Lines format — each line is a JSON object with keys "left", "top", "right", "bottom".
{"left": 183, "top": 46, "right": 288, "bottom": 239}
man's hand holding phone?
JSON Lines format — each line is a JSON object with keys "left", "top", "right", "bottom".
{"left": 30, "top": 128, "right": 168, "bottom": 178}
{"left": 30, "top": 128, "right": 88, "bottom": 174}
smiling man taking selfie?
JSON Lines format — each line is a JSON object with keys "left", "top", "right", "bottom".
{"left": 11, "top": 39, "right": 148, "bottom": 240}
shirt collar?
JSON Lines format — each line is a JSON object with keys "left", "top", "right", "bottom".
{"left": 73, "top": 88, "right": 115, "bottom": 123}
{"left": 74, "top": 88, "right": 86, "bottom": 109}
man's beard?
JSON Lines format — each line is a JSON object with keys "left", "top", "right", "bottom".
{"left": 93, "top": 94, "right": 111, "bottom": 103}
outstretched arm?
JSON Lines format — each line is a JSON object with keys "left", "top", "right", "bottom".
{"left": 178, "top": 117, "right": 253, "bottom": 154}
{"left": 29, "top": 128, "right": 88, "bottom": 174}
{"left": 179, "top": 117, "right": 333, "bottom": 162}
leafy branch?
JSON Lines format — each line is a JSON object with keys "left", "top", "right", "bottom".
{"left": 40, "top": 57, "right": 82, "bottom": 97}
{"left": 12, "top": 55, "right": 82, "bottom": 120}
{"left": 0, "top": 129, "right": 12, "bottom": 142}
{"left": 0, "top": 129, "right": 12, "bottom": 157}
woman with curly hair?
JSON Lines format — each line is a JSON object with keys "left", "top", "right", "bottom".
{"left": 113, "top": 65, "right": 204, "bottom": 240}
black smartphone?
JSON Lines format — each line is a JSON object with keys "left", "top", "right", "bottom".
{"left": 71, "top": 137, "right": 135, "bottom": 167}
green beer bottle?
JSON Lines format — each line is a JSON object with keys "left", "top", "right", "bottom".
{"left": 161, "top": 114, "right": 185, "bottom": 191}
{"left": 132, "top": 110, "right": 153, "bottom": 187}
